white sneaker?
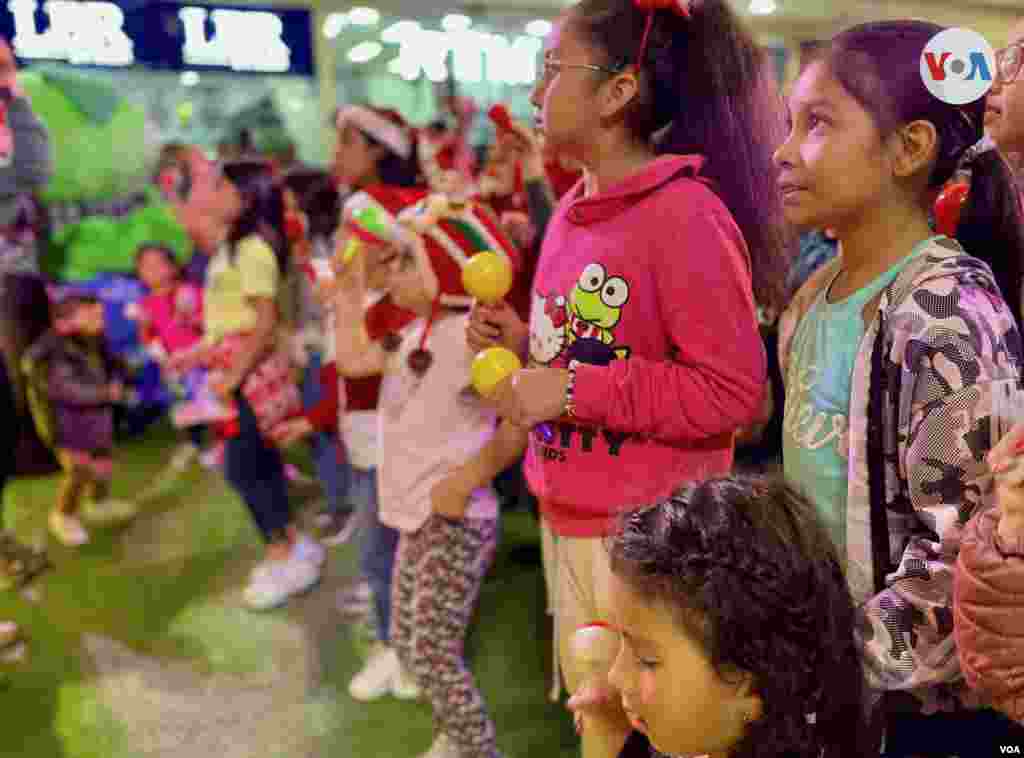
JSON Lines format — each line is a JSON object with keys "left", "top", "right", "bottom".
{"left": 293, "top": 534, "right": 326, "bottom": 567}
{"left": 243, "top": 554, "right": 320, "bottom": 611}
{"left": 48, "top": 512, "right": 89, "bottom": 547}
{"left": 417, "top": 734, "right": 460, "bottom": 758}
{"left": 349, "top": 643, "right": 400, "bottom": 701}
{"left": 0, "top": 621, "right": 18, "bottom": 649}
{"left": 391, "top": 658, "right": 422, "bottom": 701}
{"left": 168, "top": 442, "right": 199, "bottom": 471}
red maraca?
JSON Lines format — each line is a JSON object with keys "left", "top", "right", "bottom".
{"left": 934, "top": 181, "right": 969, "bottom": 237}
{"left": 488, "top": 103, "right": 514, "bottom": 134}
{"left": 284, "top": 210, "right": 308, "bottom": 244}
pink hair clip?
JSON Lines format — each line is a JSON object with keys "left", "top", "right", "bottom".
{"left": 632, "top": 0, "right": 691, "bottom": 69}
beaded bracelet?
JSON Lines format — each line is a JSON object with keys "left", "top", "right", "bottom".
{"left": 564, "top": 360, "right": 579, "bottom": 418}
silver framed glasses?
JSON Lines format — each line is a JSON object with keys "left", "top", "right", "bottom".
{"left": 996, "top": 42, "right": 1024, "bottom": 85}
{"left": 539, "top": 57, "right": 622, "bottom": 86}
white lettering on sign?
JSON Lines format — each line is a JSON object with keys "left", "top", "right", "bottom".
{"left": 381, "top": 23, "right": 541, "bottom": 85}
{"left": 9, "top": 0, "right": 134, "bottom": 66}
{"left": 179, "top": 7, "right": 291, "bottom": 73}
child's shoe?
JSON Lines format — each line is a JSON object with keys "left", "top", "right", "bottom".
{"left": 416, "top": 734, "right": 460, "bottom": 758}
{"left": 48, "top": 512, "right": 89, "bottom": 547}
{"left": 0, "top": 622, "right": 18, "bottom": 650}
{"left": 169, "top": 442, "right": 200, "bottom": 471}
{"left": 348, "top": 643, "right": 400, "bottom": 701}
{"left": 292, "top": 533, "right": 326, "bottom": 567}
{"left": 199, "top": 442, "right": 225, "bottom": 469}
{"left": 243, "top": 553, "right": 320, "bottom": 611}
{"left": 391, "top": 659, "right": 422, "bottom": 700}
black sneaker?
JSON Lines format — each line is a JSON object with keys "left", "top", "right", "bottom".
{"left": 317, "top": 510, "right": 358, "bottom": 547}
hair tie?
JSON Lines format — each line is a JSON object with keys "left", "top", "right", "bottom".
{"left": 632, "top": 0, "right": 690, "bottom": 69}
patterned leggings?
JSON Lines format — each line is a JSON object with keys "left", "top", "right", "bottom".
{"left": 391, "top": 514, "right": 501, "bottom": 758}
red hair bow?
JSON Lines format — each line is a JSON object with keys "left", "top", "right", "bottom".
{"left": 633, "top": 0, "right": 690, "bottom": 18}
{"left": 632, "top": 0, "right": 690, "bottom": 69}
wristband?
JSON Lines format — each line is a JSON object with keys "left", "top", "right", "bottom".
{"left": 564, "top": 360, "right": 579, "bottom": 419}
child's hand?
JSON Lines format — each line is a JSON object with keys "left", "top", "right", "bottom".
{"left": 466, "top": 300, "right": 527, "bottom": 354}
{"left": 430, "top": 471, "right": 473, "bottom": 520}
{"left": 567, "top": 680, "right": 633, "bottom": 744}
{"left": 486, "top": 368, "right": 570, "bottom": 427}
{"left": 271, "top": 417, "right": 313, "bottom": 447}
{"left": 331, "top": 234, "right": 369, "bottom": 302}
{"left": 988, "top": 423, "right": 1024, "bottom": 541}
{"left": 108, "top": 382, "right": 124, "bottom": 403}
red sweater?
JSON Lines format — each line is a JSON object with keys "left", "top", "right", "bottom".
{"left": 304, "top": 294, "right": 417, "bottom": 433}
{"left": 524, "top": 155, "right": 766, "bottom": 537}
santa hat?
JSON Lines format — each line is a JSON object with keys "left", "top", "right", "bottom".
{"left": 394, "top": 194, "right": 520, "bottom": 375}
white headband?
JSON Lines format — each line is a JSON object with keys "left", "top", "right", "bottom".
{"left": 336, "top": 105, "right": 412, "bottom": 160}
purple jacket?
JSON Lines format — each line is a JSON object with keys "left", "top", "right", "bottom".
{"left": 26, "top": 330, "right": 123, "bottom": 453}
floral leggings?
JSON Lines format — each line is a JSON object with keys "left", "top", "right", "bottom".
{"left": 391, "top": 514, "right": 501, "bottom": 758}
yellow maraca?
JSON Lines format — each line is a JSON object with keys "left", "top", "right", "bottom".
{"left": 462, "top": 251, "right": 514, "bottom": 305}
{"left": 463, "top": 251, "right": 519, "bottom": 396}
{"left": 471, "top": 346, "right": 522, "bottom": 396}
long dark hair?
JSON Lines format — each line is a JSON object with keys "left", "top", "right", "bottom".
{"left": 607, "top": 475, "right": 870, "bottom": 758}
{"left": 281, "top": 168, "right": 342, "bottom": 241}
{"left": 570, "top": 0, "right": 793, "bottom": 312}
{"left": 823, "top": 20, "right": 1024, "bottom": 326}
{"left": 221, "top": 159, "right": 287, "bottom": 272}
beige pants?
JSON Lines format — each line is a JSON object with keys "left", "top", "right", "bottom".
{"left": 540, "top": 517, "right": 615, "bottom": 703}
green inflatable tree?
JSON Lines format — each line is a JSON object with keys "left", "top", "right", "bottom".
{"left": 19, "top": 68, "right": 192, "bottom": 281}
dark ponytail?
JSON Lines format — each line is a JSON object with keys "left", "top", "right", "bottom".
{"left": 956, "top": 150, "right": 1024, "bottom": 327}
{"left": 571, "top": 0, "right": 793, "bottom": 313}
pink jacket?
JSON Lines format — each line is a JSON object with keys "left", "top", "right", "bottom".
{"left": 524, "top": 155, "right": 766, "bottom": 537}
{"left": 955, "top": 504, "right": 1024, "bottom": 724}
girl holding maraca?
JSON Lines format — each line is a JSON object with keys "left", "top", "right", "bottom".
{"left": 332, "top": 192, "right": 522, "bottom": 758}
{"left": 465, "top": 3, "right": 790, "bottom": 757}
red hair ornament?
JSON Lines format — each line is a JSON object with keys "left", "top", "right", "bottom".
{"left": 633, "top": 0, "right": 691, "bottom": 68}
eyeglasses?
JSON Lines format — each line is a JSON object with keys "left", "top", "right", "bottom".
{"left": 539, "top": 58, "right": 622, "bottom": 86}
{"left": 996, "top": 42, "right": 1024, "bottom": 85}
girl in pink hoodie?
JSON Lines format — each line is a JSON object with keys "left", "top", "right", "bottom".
{"left": 466, "top": 1, "right": 790, "bottom": 754}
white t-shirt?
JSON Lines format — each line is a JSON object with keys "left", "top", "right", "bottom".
{"left": 377, "top": 311, "right": 499, "bottom": 533}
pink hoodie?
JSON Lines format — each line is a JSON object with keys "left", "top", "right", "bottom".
{"left": 524, "top": 155, "right": 766, "bottom": 537}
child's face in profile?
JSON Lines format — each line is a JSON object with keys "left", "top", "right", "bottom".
{"left": 74, "top": 302, "right": 106, "bottom": 337}
{"left": 605, "top": 572, "right": 758, "bottom": 757}
{"left": 379, "top": 242, "right": 434, "bottom": 314}
{"left": 774, "top": 60, "right": 893, "bottom": 233}
{"left": 137, "top": 249, "right": 178, "bottom": 292}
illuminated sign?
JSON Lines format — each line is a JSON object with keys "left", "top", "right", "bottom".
{"left": 0, "top": 2, "right": 314, "bottom": 75}
{"left": 380, "top": 22, "right": 541, "bottom": 85}
{"left": 8, "top": 0, "right": 135, "bottom": 66}
{"left": 179, "top": 7, "right": 292, "bottom": 73}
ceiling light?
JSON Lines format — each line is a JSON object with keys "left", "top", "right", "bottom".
{"left": 348, "top": 7, "right": 380, "bottom": 26}
{"left": 441, "top": 14, "right": 472, "bottom": 32}
{"left": 348, "top": 41, "right": 383, "bottom": 64}
{"left": 323, "top": 12, "right": 348, "bottom": 39}
{"left": 525, "top": 20, "right": 552, "bottom": 37}
{"left": 749, "top": 0, "right": 777, "bottom": 15}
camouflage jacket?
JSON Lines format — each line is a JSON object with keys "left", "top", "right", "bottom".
{"left": 779, "top": 236, "right": 1023, "bottom": 714}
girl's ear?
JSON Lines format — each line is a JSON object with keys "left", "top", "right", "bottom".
{"left": 890, "top": 119, "right": 939, "bottom": 180}
{"left": 599, "top": 71, "right": 641, "bottom": 123}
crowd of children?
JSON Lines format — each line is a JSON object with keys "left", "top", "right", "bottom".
{"left": 9, "top": 0, "right": 1024, "bottom": 756}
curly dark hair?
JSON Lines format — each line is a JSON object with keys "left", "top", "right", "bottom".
{"left": 606, "top": 474, "right": 871, "bottom": 758}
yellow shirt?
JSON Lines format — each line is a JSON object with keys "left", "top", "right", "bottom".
{"left": 203, "top": 235, "right": 279, "bottom": 344}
